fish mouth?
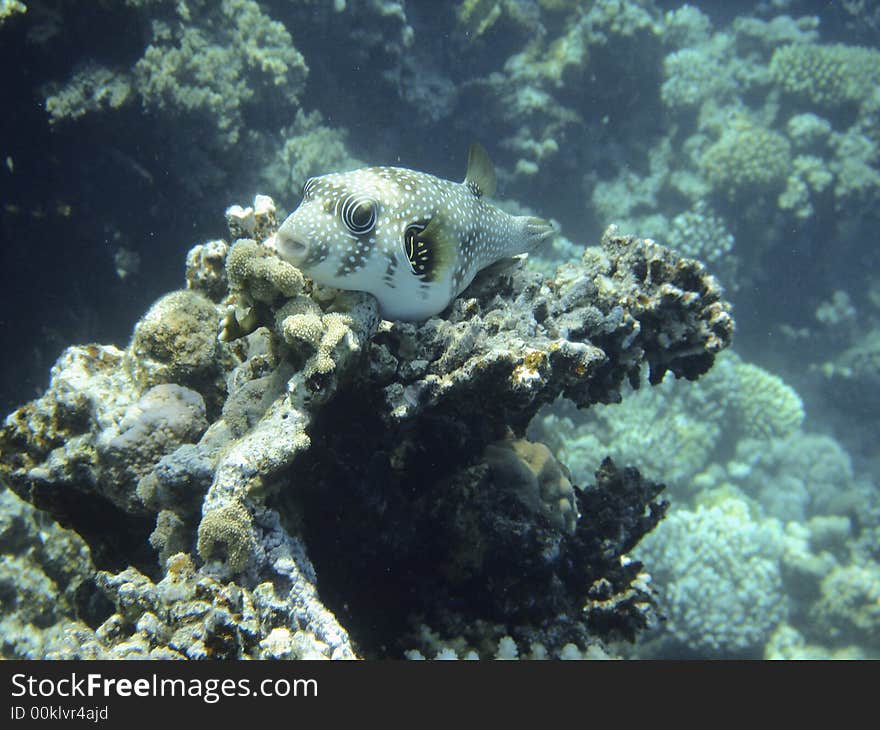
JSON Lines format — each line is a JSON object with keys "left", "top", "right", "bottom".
{"left": 270, "top": 231, "right": 309, "bottom": 263}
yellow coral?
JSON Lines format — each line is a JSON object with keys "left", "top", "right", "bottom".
{"left": 129, "top": 289, "right": 218, "bottom": 387}
{"left": 281, "top": 312, "right": 324, "bottom": 348}
{"left": 196, "top": 501, "right": 256, "bottom": 572}
{"left": 278, "top": 308, "right": 355, "bottom": 380}
{"left": 226, "top": 239, "right": 304, "bottom": 303}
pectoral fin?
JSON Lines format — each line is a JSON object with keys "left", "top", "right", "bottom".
{"left": 404, "top": 217, "right": 457, "bottom": 283}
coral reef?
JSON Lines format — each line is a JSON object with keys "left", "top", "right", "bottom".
{"left": 0, "top": 194, "right": 732, "bottom": 658}
{"left": 530, "top": 351, "right": 807, "bottom": 492}
{"left": 43, "top": 0, "right": 307, "bottom": 145}
{"left": 716, "top": 433, "right": 857, "bottom": 523}
{"left": 702, "top": 120, "right": 792, "bottom": 199}
{"left": 812, "top": 561, "right": 880, "bottom": 650}
{"left": 636, "top": 496, "right": 788, "bottom": 657}
{"left": 530, "top": 343, "right": 878, "bottom": 660}
{"left": 770, "top": 43, "right": 880, "bottom": 109}
{"left": 259, "top": 110, "right": 365, "bottom": 207}
{"left": 730, "top": 359, "right": 804, "bottom": 440}
{"left": 44, "top": 65, "right": 132, "bottom": 123}
{"left": 0, "top": 0, "right": 25, "bottom": 25}
{"left": 0, "top": 487, "right": 96, "bottom": 659}
{"left": 4, "top": 0, "right": 877, "bottom": 663}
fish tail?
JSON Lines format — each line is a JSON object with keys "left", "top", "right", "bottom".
{"left": 519, "top": 216, "right": 556, "bottom": 250}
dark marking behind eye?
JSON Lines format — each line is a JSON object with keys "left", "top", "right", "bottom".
{"left": 405, "top": 223, "right": 433, "bottom": 280}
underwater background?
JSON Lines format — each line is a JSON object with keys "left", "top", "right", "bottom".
{"left": 0, "top": 0, "right": 877, "bottom": 659}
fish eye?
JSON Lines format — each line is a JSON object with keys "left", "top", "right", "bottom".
{"left": 341, "top": 194, "right": 377, "bottom": 234}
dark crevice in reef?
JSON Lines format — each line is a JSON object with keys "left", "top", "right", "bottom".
{"left": 273, "top": 384, "right": 669, "bottom": 658}
{"left": 272, "top": 386, "right": 484, "bottom": 656}
{"left": 71, "top": 578, "right": 116, "bottom": 630}
{"left": 28, "top": 483, "right": 158, "bottom": 580}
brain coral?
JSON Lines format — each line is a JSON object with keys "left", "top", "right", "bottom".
{"left": 733, "top": 360, "right": 804, "bottom": 440}
{"left": 702, "top": 120, "right": 791, "bottom": 198}
{"left": 484, "top": 437, "right": 578, "bottom": 535}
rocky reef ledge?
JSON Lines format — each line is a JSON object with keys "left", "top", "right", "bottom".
{"left": 0, "top": 196, "right": 733, "bottom": 659}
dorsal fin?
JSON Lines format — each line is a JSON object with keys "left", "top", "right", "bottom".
{"left": 464, "top": 143, "right": 496, "bottom": 198}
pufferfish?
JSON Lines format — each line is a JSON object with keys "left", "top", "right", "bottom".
{"left": 268, "top": 144, "right": 555, "bottom": 321}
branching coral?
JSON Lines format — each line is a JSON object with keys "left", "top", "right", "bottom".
{"left": 636, "top": 497, "right": 788, "bottom": 656}
{"left": 44, "top": 65, "right": 132, "bottom": 123}
{"left": 666, "top": 201, "right": 735, "bottom": 266}
{"left": 44, "top": 0, "right": 307, "bottom": 146}
{"left": 770, "top": 43, "right": 880, "bottom": 109}
{"left": 702, "top": 119, "right": 792, "bottom": 199}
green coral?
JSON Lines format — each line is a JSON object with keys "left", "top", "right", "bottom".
{"left": 196, "top": 501, "right": 256, "bottom": 572}
{"left": 662, "top": 4, "right": 712, "bottom": 47}
{"left": 812, "top": 562, "right": 880, "bottom": 648}
{"left": 585, "top": 0, "right": 659, "bottom": 39}
{"left": 44, "top": 1, "right": 307, "bottom": 145}
{"left": 457, "top": 0, "right": 503, "bottom": 39}
{"left": 732, "top": 15, "right": 818, "bottom": 53}
{"left": 702, "top": 119, "right": 791, "bottom": 198}
{"left": 770, "top": 43, "right": 880, "bottom": 108}
{"left": 828, "top": 128, "right": 880, "bottom": 204}
{"left": 133, "top": 0, "right": 307, "bottom": 144}
{"left": 786, "top": 113, "right": 832, "bottom": 149}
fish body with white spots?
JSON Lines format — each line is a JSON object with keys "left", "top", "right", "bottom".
{"left": 269, "top": 144, "right": 555, "bottom": 321}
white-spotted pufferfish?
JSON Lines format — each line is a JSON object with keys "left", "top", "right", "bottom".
{"left": 269, "top": 144, "right": 555, "bottom": 321}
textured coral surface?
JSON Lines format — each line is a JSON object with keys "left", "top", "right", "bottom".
{"left": 0, "top": 198, "right": 731, "bottom": 658}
